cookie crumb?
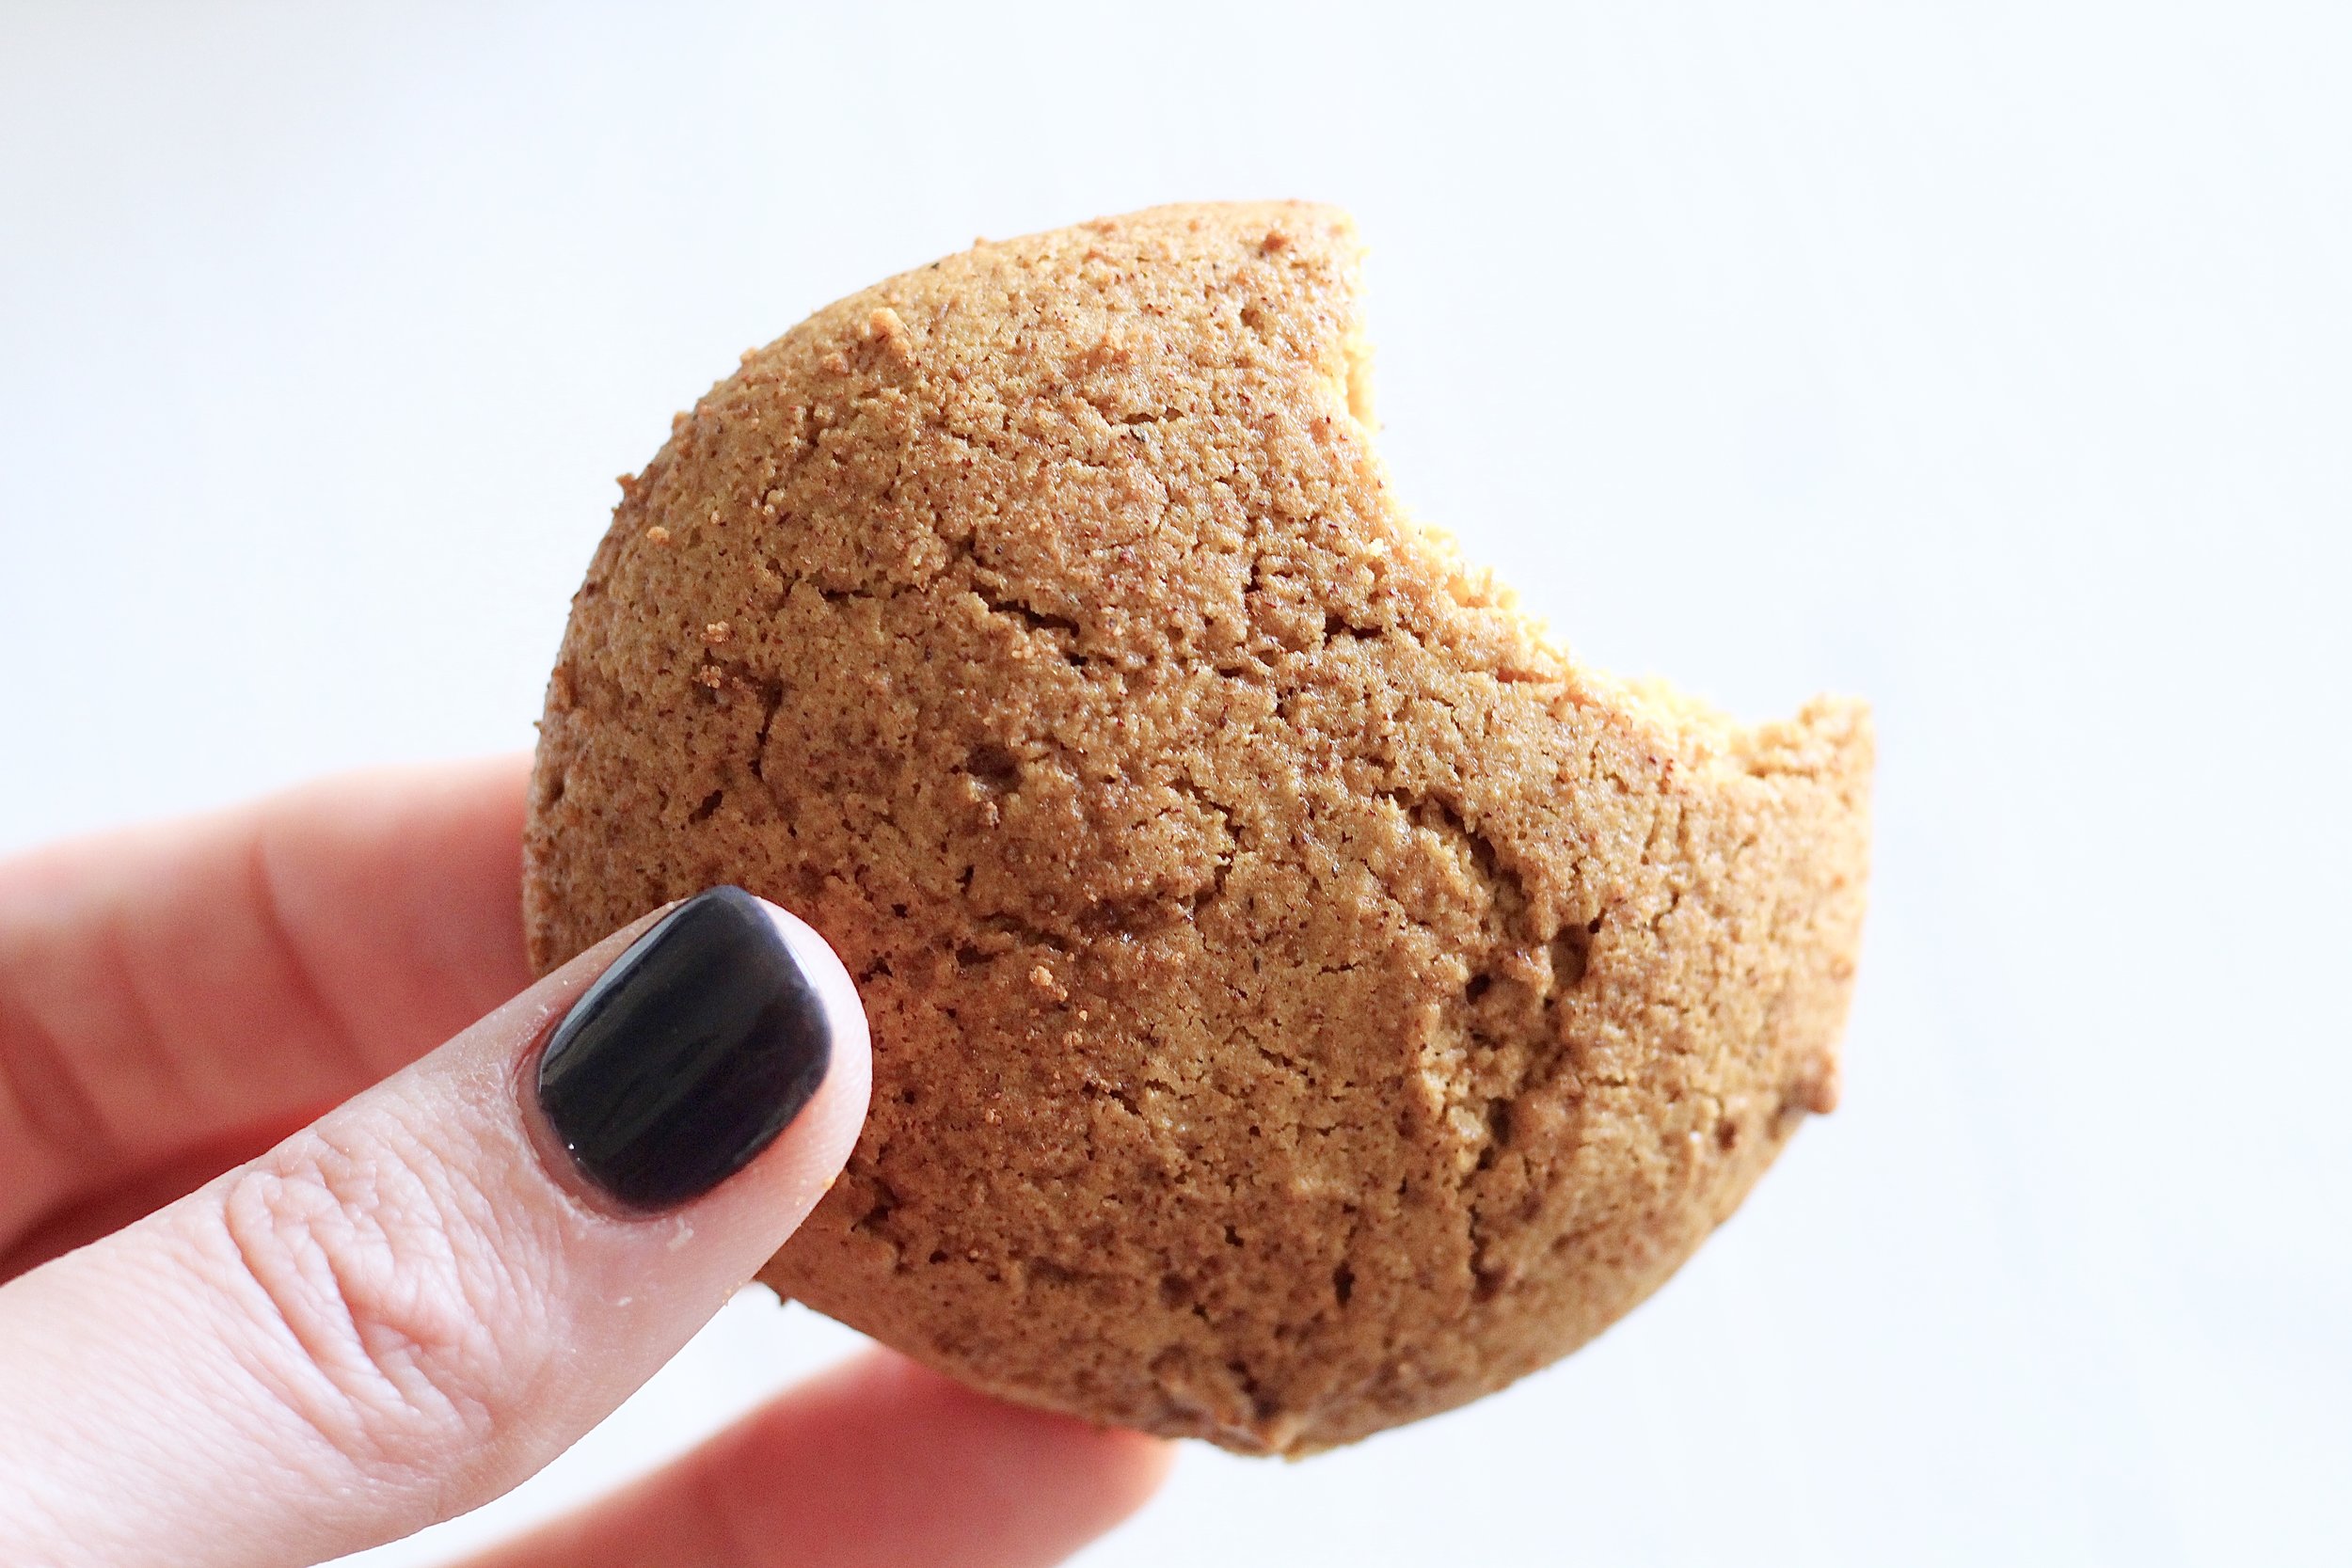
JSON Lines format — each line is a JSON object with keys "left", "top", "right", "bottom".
{"left": 644, "top": 525, "right": 672, "bottom": 546}
{"left": 704, "top": 621, "right": 732, "bottom": 645}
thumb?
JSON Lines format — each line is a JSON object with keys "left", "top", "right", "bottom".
{"left": 0, "top": 886, "right": 871, "bottom": 1568}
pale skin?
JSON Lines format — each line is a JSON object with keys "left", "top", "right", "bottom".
{"left": 0, "top": 755, "right": 1170, "bottom": 1567}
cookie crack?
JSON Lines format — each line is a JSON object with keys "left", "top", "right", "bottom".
{"left": 971, "top": 585, "right": 1090, "bottom": 667}
{"left": 1375, "top": 786, "right": 1531, "bottom": 931}
{"left": 1166, "top": 774, "right": 1240, "bottom": 914}
{"left": 748, "top": 678, "right": 787, "bottom": 784}
{"left": 848, "top": 1172, "right": 910, "bottom": 1274}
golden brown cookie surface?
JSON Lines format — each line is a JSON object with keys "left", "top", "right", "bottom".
{"left": 525, "top": 201, "right": 1871, "bottom": 1454}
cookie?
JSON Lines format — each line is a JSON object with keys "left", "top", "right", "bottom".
{"left": 525, "top": 201, "right": 1871, "bottom": 1454}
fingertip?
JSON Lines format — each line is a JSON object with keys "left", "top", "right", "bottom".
{"left": 840, "top": 1353, "right": 1176, "bottom": 1539}
{"left": 892, "top": 1353, "right": 1173, "bottom": 1485}
{"left": 1025, "top": 1418, "right": 1177, "bottom": 1544}
{"left": 1093, "top": 1421, "right": 1180, "bottom": 1520}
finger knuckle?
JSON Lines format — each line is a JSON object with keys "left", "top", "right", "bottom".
{"left": 197, "top": 1121, "right": 543, "bottom": 1486}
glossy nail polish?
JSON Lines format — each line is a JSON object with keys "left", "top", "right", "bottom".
{"left": 536, "top": 886, "right": 833, "bottom": 1211}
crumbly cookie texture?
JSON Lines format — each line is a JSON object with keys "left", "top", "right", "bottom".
{"left": 526, "top": 201, "right": 1871, "bottom": 1455}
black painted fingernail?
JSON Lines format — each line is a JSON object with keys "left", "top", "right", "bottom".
{"left": 536, "top": 886, "right": 833, "bottom": 1212}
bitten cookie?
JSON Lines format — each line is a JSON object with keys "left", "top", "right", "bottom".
{"left": 525, "top": 201, "right": 1871, "bottom": 1455}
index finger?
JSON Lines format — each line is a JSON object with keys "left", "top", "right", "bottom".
{"left": 0, "top": 755, "right": 533, "bottom": 1246}
{"left": 455, "top": 1351, "right": 1172, "bottom": 1568}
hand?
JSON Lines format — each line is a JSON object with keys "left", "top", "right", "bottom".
{"left": 0, "top": 757, "right": 1169, "bottom": 1568}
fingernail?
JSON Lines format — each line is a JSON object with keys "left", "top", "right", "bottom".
{"left": 536, "top": 886, "right": 834, "bottom": 1211}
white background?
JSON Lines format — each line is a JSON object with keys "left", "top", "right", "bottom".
{"left": 4, "top": 3, "right": 2346, "bottom": 1563}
